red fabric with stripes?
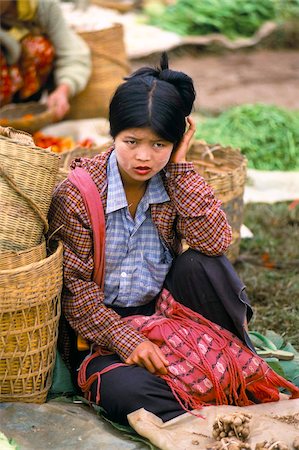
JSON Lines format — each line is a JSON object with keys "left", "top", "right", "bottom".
{"left": 124, "top": 289, "right": 299, "bottom": 410}
{"left": 78, "top": 289, "right": 299, "bottom": 412}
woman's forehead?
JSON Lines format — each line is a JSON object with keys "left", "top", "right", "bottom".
{"left": 118, "top": 127, "right": 166, "bottom": 141}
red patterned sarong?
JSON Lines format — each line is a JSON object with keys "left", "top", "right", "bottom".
{"left": 78, "top": 289, "right": 299, "bottom": 412}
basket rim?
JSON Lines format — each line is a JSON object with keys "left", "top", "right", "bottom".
{"left": 0, "top": 133, "right": 58, "bottom": 156}
{"left": 0, "top": 239, "right": 46, "bottom": 258}
{"left": 0, "top": 241, "right": 63, "bottom": 276}
{"left": 78, "top": 22, "right": 124, "bottom": 36}
{"left": 0, "top": 102, "right": 53, "bottom": 118}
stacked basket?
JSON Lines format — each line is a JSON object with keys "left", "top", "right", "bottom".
{"left": 188, "top": 141, "right": 247, "bottom": 263}
{"left": 0, "top": 126, "right": 63, "bottom": 403}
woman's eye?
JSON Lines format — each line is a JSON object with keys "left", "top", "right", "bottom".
{"left": 125, "top": 140, "right": 136, "bottom": 145}
{"left": 153, "top": 142, "right": 165, "bottom": 148}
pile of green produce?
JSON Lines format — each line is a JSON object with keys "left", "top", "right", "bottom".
{"left": 194, "top": 103, "right": 299, "bottom": 171}
{"left": 144, "top": 0, "right": 299, "bottom": 38}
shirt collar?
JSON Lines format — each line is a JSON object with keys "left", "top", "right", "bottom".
{"left": 106, "top": 151, "right": 169, "bottom": 214}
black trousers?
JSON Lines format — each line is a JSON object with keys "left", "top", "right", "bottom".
{"left": 79, "top": 250, "right": 254, "bottom": 425}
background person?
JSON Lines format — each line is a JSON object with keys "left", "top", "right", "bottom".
{"left": 0, "top": 0, "right": 91, "bottom": 119}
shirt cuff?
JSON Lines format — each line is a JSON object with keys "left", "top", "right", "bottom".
{"left": 164, "top": 161, "right": 195, "bottom": 178}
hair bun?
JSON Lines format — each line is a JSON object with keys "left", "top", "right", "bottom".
{"left": 125, "top": 52, "right": 195, "bottom": 117}
{"left": 158, "top": 53, "right": 196, "bottom": 116}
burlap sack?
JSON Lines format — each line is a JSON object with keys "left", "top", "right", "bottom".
{"left": 128, "top": 399, "right": 299, "bottom": 450}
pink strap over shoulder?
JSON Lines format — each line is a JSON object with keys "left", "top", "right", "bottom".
{"left": 68, "top": 167, "right": 105, "bottom": 289}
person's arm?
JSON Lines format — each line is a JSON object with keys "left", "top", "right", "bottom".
{"left": 48, "top": 180, "right": 147, "bottom": 361}
{"left": 37, "top": 0, "right": 91, "bottom": 117}
{"left": 165, "top": 117, "right": 232, "bottom": 255}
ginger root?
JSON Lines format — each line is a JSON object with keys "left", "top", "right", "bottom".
{"left": 207, "top": 437, "right": 252, "bottom": 450}
{"left": 212, "top": 412, "right": 252, "bottom": 442}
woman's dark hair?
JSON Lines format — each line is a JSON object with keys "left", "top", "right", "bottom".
{"left": 109, "top": 53, "right": 196, "bottom": 147}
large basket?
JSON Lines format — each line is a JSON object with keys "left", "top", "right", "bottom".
{"left": 0, "top": 102, "right": 55, "bottom": 134}
{"left": 188, "top": 141, "right": 247, "bottom": 262}
{"left": 0, "top": 241, "right": 63, "bottom": 403}
{"left": 0, "top": 127, "right": 60, "bottom": 251}
{"left": 67, "top": 23, "right": 131, "bottom": 119}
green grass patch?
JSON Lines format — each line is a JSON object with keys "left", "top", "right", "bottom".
{"left": 235, "top": 202, "right": 299, "bottom": 348}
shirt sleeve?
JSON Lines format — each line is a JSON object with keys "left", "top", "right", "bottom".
{"left": 37, "top": 0, "right": 91, "bottom": 97}
{"left": 164, "top": 161, "right": 232, "bottom": 255}
{"left": 48, "top": 180, "right": 147, "bottom": 360}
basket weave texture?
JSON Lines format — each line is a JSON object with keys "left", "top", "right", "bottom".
{"left": 0, "top": 129, "right": 60, "bottom": 251}
{"left": 188, "top": 141, "right": 247, "bottom": 262}
{"left": 67, "top": 24, "right": 130, "bottom": 119}
{"left": 0, "top": 240, "right": 46, "bottom": 270}
{"left": 0, "top": 102, "right": 55, "bottom": 134}
{"left": 55, "top": 141, "right": 112, "bottom": 185}
{"left": 0, "top": 241, "right": 63, "bottom": 403}
{"left": 59, "top": 140, "right": 112, "bottom": 169}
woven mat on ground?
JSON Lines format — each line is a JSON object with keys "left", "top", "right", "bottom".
{"left": 128, "top": 399, "right": 299, "bottom": 450}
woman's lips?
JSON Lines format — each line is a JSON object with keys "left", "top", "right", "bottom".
{"left": 133, "top": 166, "right": 151, "bottom": 175}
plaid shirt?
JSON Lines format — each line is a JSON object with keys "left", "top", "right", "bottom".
{"left": 105, "top": 151, "right": 173, "bottom": 307}
{"left": 48, "top": 148, "right": 232, "bottom": 361}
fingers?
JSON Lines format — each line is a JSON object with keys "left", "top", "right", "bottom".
{"left": 183, "top": 116, "right": 196, "bottom": 143}
{"left": 47, "top": 97, "right": 70, "bottom": 120}
{"left": 47, "top": 87, "right": 70, "bottom": 120}
{"left": 169, "top": 115, "right": 196, "bottom": 163}
{"left": 126, "top": 341, "right": 169, "bottom": 375}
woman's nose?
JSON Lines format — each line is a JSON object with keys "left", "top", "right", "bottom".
{"left": 136, "top": 145, "right": 151, "bottom": 161}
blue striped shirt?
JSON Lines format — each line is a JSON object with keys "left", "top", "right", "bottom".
{"left": 104, "top": 151, "right": 173, "bottom": 307}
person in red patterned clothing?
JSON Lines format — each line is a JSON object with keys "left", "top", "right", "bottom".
{"left": 48, "top": 53, "right": 254, "bottom": 425}
{"left": 0, "top": 0, "right": 91, "bottom": 119}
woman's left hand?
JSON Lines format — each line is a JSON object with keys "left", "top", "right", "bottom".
{"left": 47, "top": 83, "right": 70, "bottom": 120}
{"left": 169, "top": 116, "right": 196, "bottom": 164}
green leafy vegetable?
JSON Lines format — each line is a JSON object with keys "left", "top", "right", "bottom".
{"left": 144, "top": 0, "right": 299, "bottom": 38}
{"left": 195, "top": 103, "right": 299, "bottom": 171}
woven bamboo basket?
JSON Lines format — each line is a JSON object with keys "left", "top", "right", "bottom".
{"left": 67, "top": 23, "right": 131, "bottom": 119}
{"left": 0, "top": 241, "right": 63, "bottom": 403}
{"left": 0, "top": 127, "right": 60, "bottom": 251}
{"left": 187, "top": 141, "right": 247, "bottom": 263}
{"left": 59, "top": 140, "right": 112, "bottom": 170}
{"left": 0, "top": 240, "right": 46, "bottom": 270}
{"left": 0, "top": 102, "right": 55, "bottom": 134}
{"left": 55, "top": 141, "right": 112, "bottom": 186}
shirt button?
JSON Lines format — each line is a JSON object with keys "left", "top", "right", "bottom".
{"left": 165, "top": 171, "right": 170, "bottom": 178}
{"left": 121, "top": 272, "right": 127, "bottom": 278}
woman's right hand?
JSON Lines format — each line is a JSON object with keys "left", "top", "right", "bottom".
{"left": 125, "top": 341, "right": 169, "bottom": 375}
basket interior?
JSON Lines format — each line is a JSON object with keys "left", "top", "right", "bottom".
{"left": 0, "top": 102, "right": 48, "bottom": 120}
{"left": 188, "top": 143, "right": 246, "bottom": 179}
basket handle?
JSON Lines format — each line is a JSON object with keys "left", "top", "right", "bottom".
{"left": 201, "top": 144, "right": 222, "bottom": 160}
{"left": 0, "top": 165, "right": 49, "bottom": 233}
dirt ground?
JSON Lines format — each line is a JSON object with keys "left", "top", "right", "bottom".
{"left": 132, "top": 48, "right": 299, "bottom": 112}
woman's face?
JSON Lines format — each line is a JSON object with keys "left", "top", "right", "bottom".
{"left": 114, "top": 127, "right": 174, "bottom": 185}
